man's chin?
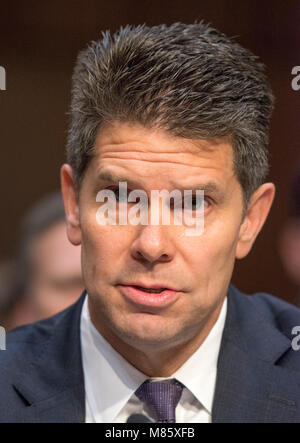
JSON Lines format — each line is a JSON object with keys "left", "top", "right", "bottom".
{"left": 110, "top": 313, "right": 187, "bottom": 350}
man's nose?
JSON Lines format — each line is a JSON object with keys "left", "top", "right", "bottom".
{"left": 130, "top": 224, "right": 175, "bottom": 264}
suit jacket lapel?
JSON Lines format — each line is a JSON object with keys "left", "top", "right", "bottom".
{"left": 12, "top": 293, "right": 86, "bottom": 423}
{"left": 212, "top": 286, "right": 300, "bottom": 423}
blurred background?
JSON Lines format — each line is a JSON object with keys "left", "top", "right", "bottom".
{"left": 0, "top": 0, "right": 299, "bottom": 328}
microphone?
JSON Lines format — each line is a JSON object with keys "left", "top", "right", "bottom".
{"left": 127, "top": 413, "right": 154, "bottom": 423}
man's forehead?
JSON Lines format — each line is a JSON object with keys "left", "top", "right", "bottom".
{"left": 94, "top": 121, "right": 233, "bottom": 156}
{"left": 86, "top": 122, "right": 237, "bottom": 194}
{"left": 90, "top": 122, "right": 234, "bottom": 177}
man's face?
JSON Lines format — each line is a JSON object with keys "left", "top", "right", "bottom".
{"left": 64, "top": 122, "right": 253, "bottom": 351}
{"left": 62, "top": 121, "right": 275, "bottom": 354}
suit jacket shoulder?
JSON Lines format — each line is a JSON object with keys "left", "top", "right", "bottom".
{"left": 0, "top": 294, "right": 86, "bottom": 423}
{"left": 212, "top": 286, "right": 300, "bottom": 422}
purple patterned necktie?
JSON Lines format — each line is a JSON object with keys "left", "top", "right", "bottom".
{"left": 135, "top": 379, "right": 184, "bottom": 423}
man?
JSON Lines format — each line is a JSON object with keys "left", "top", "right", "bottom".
{"left": 1, "top": 22, "right": 299, "bottom": 423}
{"left": 0, "top": 192, "right": 84, "bottom": 330}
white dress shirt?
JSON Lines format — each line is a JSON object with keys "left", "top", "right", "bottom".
{"left": 80, "top": 295, "right": 227, "bottom": 423}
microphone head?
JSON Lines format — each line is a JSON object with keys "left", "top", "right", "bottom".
{"left": 127, "top": 413, "right": 154, "bottom": 423}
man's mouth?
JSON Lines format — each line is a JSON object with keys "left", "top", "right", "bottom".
{"left": 118, "top": 283, "right": 180, "bottom": 308}
{"left": 133, "top": 286, "right": 167, "bottom": 294}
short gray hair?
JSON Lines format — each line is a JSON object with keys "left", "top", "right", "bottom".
{"left": 66, "top": 21, "right": 275, "bottom": 207}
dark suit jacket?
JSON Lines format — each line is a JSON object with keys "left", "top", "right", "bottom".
{"left": 0, "top": 285, "right": 299, "bottom": 423}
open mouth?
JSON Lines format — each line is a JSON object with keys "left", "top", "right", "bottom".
{"left": 133, "top": 286, "right": 166, "bottom": 294}
{"left": 119, "top": 284, "right": 180, "bottom": 308}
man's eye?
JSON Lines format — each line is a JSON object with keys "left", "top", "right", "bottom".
{"left": 190, "top": 196, "right": 200, "bottom": 210}
{"left": 109, "top": 187, "right": 131, "bottom": 203}
{"left": 183, "top": 195, "right": 210, "bottom": 211}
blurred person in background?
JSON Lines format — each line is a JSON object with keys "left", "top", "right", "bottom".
{"left": 279, "top": 165, "right": 300, "bottom": 304}
{"left": 0, "top": 192, "right": 84, "bottom": 330}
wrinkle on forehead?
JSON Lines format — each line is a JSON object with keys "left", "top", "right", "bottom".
{"left": 95, "top": 121, "right": 232, "bottom": 155}
{"left": 93, "top": 122, "right": 234, "bottom": 174}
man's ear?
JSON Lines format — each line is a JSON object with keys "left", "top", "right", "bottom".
{"left": 60, "top": 164, "right": 82, "bottom": 246}
{"left": 235, "top": 183, "right": 275, "bottom": 259}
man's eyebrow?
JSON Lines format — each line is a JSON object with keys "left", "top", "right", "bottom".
{"left": 96, "top": 169, "right": 226, "bottom": 201}
{"left": 95, "top": 169, "right": 131, "bottom": 184}
{"left": 172, "top": 181, "right": 226, "bottom": 200}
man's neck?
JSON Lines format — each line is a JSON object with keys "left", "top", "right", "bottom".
{"left": 89, "top": 298, "right": 225, "bottom": 377}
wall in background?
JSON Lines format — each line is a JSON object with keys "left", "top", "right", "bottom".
{"left": 0, "top": 0, "right": 299, "bottom": 304}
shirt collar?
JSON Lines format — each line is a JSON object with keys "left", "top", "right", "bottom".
{"left": 172, "top": 296, "right": 227, "bottom": 413}
{"left": 80, "top": 295, "right": 227, "bottom": 422}
{"left": 80, "top": 297, "right": 147, "bottom": 423}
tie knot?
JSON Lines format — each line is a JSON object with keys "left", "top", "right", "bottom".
{"left": 135, "top": 379, "right": 184, "bottom": 423}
